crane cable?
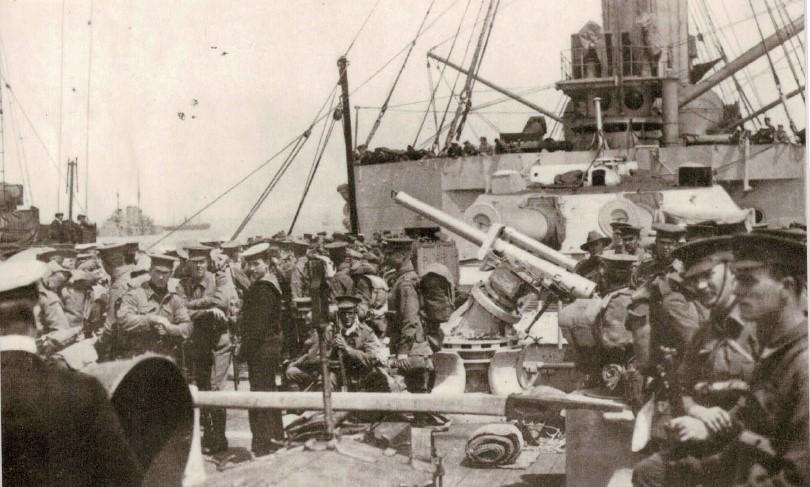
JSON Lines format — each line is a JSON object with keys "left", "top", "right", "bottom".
{"left": 747, "top": 0, "right": 797, "bottom": 130}
{"left": 363, "top": 0, "right": 437, "bottom": 148}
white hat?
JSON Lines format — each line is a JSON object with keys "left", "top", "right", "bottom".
{"left": 0, "top": 261, "right": 48, "bottom": 294}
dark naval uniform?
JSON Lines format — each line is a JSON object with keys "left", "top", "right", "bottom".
{"left": 238, "top": 244, "right": 285, "bottom": 456}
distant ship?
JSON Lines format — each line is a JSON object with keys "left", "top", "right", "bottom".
{"left": 98, "top": 205, "right": 159, "bottom": 237}
{"left": 163, "top": 217, "right": 211, "bottom": 231}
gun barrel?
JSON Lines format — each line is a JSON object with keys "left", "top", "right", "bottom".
{"left": 392, "top": 191, "right": 595, "bottom": 298}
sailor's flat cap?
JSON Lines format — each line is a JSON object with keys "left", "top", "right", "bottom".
{"left": 324, "top": 241, "right": 348, "bottom": 250}
{"left": 599, "top": 250, "right": 637, "bottom": 269}
{"left": 242, "top": 242, "right": 270, "bottom": 261}
{"left": 0, "top": 261, "right": 47, "bottom": 295}
{"left": 652, "top": 223, "right": 686, "bottom": 239}
{"left": 37, "top": 248, "right": 77, "bottom": 262}
{"left": 220, "top": 240, "right": 244, "bottom": 252}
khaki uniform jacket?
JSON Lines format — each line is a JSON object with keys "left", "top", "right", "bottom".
{"left": 292, "top": 319, "right": 385, "bottom": 373}
{"left": 730, "top": 322, "right": 808, "bottom": 486}
{"left": 115, "top": 283, "right": 191, "bottom": 359}
{"left": 290, "top": 256, "right": 310, "bottom": 299}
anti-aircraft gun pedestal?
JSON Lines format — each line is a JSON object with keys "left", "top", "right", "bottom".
{"left": 392, "top": 190, "right": 595, "bottom": 393}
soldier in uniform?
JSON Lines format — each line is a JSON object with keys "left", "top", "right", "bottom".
{"left": 94, "top": 243, "right": 135, "bottom": 360}
{"left": 289, "top": 237, "right": 311, "bottom": 300}
{"left": 177, "top": 245, "right": 234, "bottom": 454}
{"left": 610, "top": 221, "right": 647, "bottom": 259}
{"left": 632, "top": 236, "right": 759, "bottom": 487}
{"left": 325, "top": 241, "right": 354, "bottom": 300}
{"left": 385, "top": 237, "right": 434, "bottom": 395}
{"left": 0, "top": 260, "right": 143, "bottom": 486}
{"left": 285, "top": 295, "right": 387, "bottom": 391}
{"left": 635, "top": 232, "right": 808, "bottom": 486}
{"left": 236, "top": 242, "right": 285, "bottom": 456}
{"left": 114, "top": 254, "right": 191, "bottom": 360}
{"left": 36, "top": 261, "right": 74, "bottom": 355}
{"left": 634, "top": 223, "right": 685, "bottom": 286}
{"left": 351, "top": 256, "right": 388, "bottom": 338}
{"left": 221, "top": 240, "right": 251, "bottom": 297}
{"left": 574, "top": 230, "right": 611, "bottom": 281}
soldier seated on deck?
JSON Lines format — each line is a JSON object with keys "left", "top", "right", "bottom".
{"left": 284, "top": 296, "right": 388, "bottom": 392}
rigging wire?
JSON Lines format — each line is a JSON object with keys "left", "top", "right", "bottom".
{"left": 718, "top": 0, "right": 767, "bottom": 113}
{"left": 84, "top": 0, "right": 95, "bottom": 213}
{"left": 231, "top": 132, "right": 310, "bottom": 240}
{"left": 343, "top": 0, "right": 382, "bottom": 58}
{"left": 747, "top": 0, "right": 797, "bottom": 128}
{"left": 0, "top": 75, "right": 85, "bottom": 213}
{"left": 349, "top": 0, "right": 463, "bottom": 98}
{"left": 452, "top": 0, "right": 499, "bottom": 143}
{"left": 363, "top": 0, "right": 437, "bottom": 148}
{"left": 289, "top": 111, "right": 339, "bottom": 234}
{"left": 413, "top": 0, "right": 473, "bottom": 145}
{"left": 763, "top": 0, "right": 805, "bottom": 101}
{"left": 434, "top": 0, "right": 484, "bottom": 151}
{"left": 697, "top": 0, "right": 761, "bottom": 125}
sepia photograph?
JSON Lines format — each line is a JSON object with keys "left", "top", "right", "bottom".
{"left": 0, "top": 0, "right": 807, "bottom": 485}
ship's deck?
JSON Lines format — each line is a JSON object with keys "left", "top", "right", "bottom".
{"left": 203, "top": 416, "right": 565, "bottom": 487}
{"left": 201, "top": 381, "right": 565, "bottom": 487}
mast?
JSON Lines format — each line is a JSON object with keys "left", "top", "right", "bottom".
{"left": 337, "top": 56, "right": 359, "bottom": 235}
{"left": 67, "top": 157, "right": 77, "bottom": 221}
{"left": 0, "top": 57, "right": 5, "bottom": 191}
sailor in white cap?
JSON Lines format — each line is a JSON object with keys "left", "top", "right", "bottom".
{"left": 236, "top": 242, "right": 286, "bottom": 456}
{"left": 0, "top": 260, "right": 143, "bottom": 486}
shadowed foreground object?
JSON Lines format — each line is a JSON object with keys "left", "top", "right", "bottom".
{"left": 83, "top": 355, "right": 194, "bottom": 487}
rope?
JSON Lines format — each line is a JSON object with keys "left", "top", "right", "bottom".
{"left": 84, "top": 0, "right": 95, "bottom": 213}
{"left": 289, "top": 114, "right": 339, "bottom": 235}
{"left": 363, "top": 0, "right": 437, "bottom": 148}
{"left": 343, "top": 0, "right": 381, "bottom": 57}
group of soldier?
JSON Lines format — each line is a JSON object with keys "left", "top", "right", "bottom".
{"left": 566, "top": 218, "right": 807, "bottom": 486}
{"left": 16, "top": 229, "right": 454, "bottom": 460}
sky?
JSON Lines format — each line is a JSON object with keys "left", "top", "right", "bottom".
{"left": 0, "top": 0, "right": 805, "bottom": 239}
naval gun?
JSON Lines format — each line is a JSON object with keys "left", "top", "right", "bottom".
{"left": 393, "top": 191, "right": 595, "bottom": 393}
